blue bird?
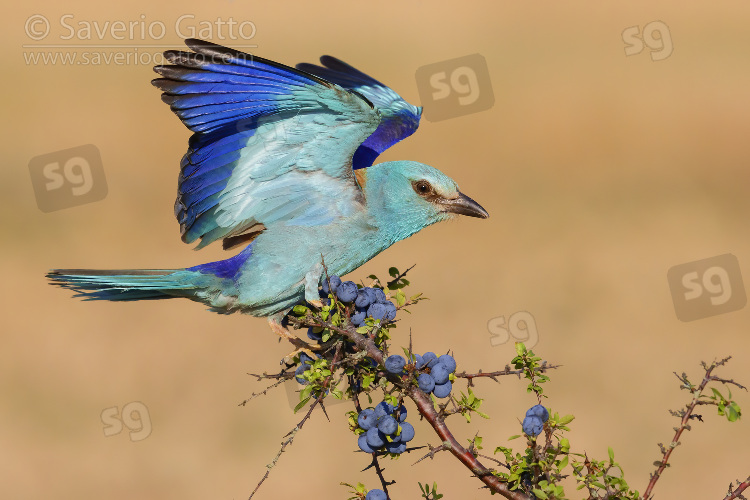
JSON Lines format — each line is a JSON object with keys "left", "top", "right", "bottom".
{"left": 47, "top": 39, "right": 488, "bottom": 348}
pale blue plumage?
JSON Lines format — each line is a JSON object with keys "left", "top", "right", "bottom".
{"left": 48, "top": 39, "right": 488, "bottom": 327}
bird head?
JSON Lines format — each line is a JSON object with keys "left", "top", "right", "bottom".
{"left": 364, "top": 161, "right": 488, "bottom": 242}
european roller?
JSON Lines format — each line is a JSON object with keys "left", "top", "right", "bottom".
{"left": 48, "top": 39, "right": 489, "bottom": 348}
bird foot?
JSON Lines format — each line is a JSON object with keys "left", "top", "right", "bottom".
{"left": 282, "top": 346, "right": 319, "bottom": 366}
{"left": 307, "top": 298, "right": 324, "bottom": 309}
{"left": 267, "top": 317, "right": 320, "bottom": 365}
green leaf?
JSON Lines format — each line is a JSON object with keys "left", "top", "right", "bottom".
{"left": 515, "top": 342, "right": 527, "bottom": 356}
{"left": 293, "top": 396, "right": 310, "bottom": 413}
{"left": 711, "top": 387, "right": 725, "bottom": 401}
{"left": 292, "top": 305, "right": 308, "bottom": 315}
{"left": 532, "top": 488, "right": 549, "bottom": 499}
{"left": 726, "top": 402, "right": 741, "bottom": 422}
{"left": 557, "top": 414, "right": 575, "bottom": 425}
{"left": 508, "top": 434, "right": 521, "bottom": 440}
{"left": 389, "top": 267, "right": 399, "bottom": 277}
{"left": 608, "top": 446, "right": 615, "bottom": 463}
{"left": 560, "top": 437, "right": 570, "bottom": 453}
{"left": 300, "top": 384, "right": 313, "bottom": 400}
{"left": 396, "top": 290, "right": 406, "bottom": 307}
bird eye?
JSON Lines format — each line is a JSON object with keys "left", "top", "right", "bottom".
{"left": 413, "top": 180, "right": 432, "bottom": 196}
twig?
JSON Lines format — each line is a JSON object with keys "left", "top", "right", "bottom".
{"left": 643, "top": 356, "right": 733, "bottom": 499}
{"left": 371, "top": 454, "right": 393, "bottom": 497}
{"left": 723, "top": 477, "right": 750, "bottom": 500}
{"left": 247, "top": 391, "right": 324, "bottom": 499}
{"left": 413, "top": 442, "right": 451, "bottom": 465}
{"left": 455, "top": 363, "right": 561, "bottom": 387}
{"left": 238, "top": 376, "right": 291, "bottom": 406}
{"left": 247, "top": 336, "right": 345, "bottom": 499}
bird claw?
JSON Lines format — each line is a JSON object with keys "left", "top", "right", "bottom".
{"left": 307, "top": 298, "right": 324, "bottom": 309}
{"left": 267, "top": 317, "right": 320, "bottom": 366}
{"left": 282, "top": 346, "right": 319, "bottom": 366}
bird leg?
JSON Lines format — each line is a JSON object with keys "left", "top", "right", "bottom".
{"left": 304, "top": 262, "right": 325, "bottom": 308}
{"left": 267, "top": 315, "right": 320, "bottom": 365}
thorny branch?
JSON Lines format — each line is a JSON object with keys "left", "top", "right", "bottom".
{"left": 723, "top": 477, "right": 750, "bottom": 500}
{"left": 247, "top": 339, "right": 345, "bottom": 499}
{"left": 285, "top": 311, "right": 534, "bottom": 500}
{"left": 644, "top": 356, "right": 746, "bottom": 500}
{"left": 456, "top": 363, "right": 561, "bottom": 387}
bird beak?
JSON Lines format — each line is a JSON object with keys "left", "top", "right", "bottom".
{"left": 438, "top": 192, "right": 489, "bottom": 219}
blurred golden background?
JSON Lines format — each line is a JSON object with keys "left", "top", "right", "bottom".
{"left": 3, "top": 1, "right": 750, "bottom": 498}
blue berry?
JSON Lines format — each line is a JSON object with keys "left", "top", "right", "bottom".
{"left": 438, "top": 354, "right": 457, "bottom": 373}
{"left": 358, "top": 408, "right": 376, "bottom": 430}
{"left": 522, "top": 415, "right": 544, "bottom": 436}
{"left": 307, "top": 327, "right": 322, "bottom": 341}
{"left": 299, "top": 352, "right": 314, "bottom": 366}
{"left": 430, "top": 363, "right": 450, "bottom": 385}
{"left": 358, "top": 433, "right": 375, "bottom": 453}
{"left": 413, "top": 354, "right": 425, "bottom": 369}
{"left": 372, "top": 402, "right": 392, "bottom": 425}
{"left": 365, "top": 427, "right": 386, "bottom": 448}
{"left": 321, "top": 275, "right": 341, "bottom": 294}
{"left": 384, "top": 301, "right": 397, "bottom": 321}
{"left": 525, "top": 404, "right": 549, "bottom": 423}
{"left": 366, "top": 489, "right": 387, "bottom": 500}
{"left": 294, "top": 364, "right": 309, "bottom": 385}
{"left": 384, "top": 355, "right": 406, "bottom": 374}
{"left": 396, "top": 404, "right": 407, "bottom": 422}
{"left": 364, "top": 287, "right": 379, "bottom": 303}
{"left": 378, "top": 415, "right": 398, "bottom": 435}
{"left": 336, "top": 281, "right": 358, "bottom": 302}
{"left": 386, "top": 441, "right": 407, "bottom": 454}
{"left": 367, "top": 303, "right": 387, "bottom": 320}
{"left": 399, "top": 422, "right": 415, "bottom": 442}
{"left": 373, "top": 401, "right": 393, "bottom": 418}
{"left": 422, "top": 352, "right": 438, "bottom": 368}
{"left": 372, "top": 288, "right": 387, "bottom": 304}
{"left": 433, "top": 380, "right": 452, "bottom": 399}
{"left": 351, "top": 310, "right": 366, "bottom": 326}
{"left": 355, "top": 289, "right": 372, "bottom": 309}
{"left": 417, "top": 373, "right": 435, "bottom": 392}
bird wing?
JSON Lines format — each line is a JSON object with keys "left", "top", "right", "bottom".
{"left": 296, "top": 56, "right": 422, "bottom": 170}
{"left": 152, "top": 39, "right": 385, "bottom": 250}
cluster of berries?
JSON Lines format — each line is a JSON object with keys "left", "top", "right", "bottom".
{"left": 403, "top": 352, "right": 457, "bottom": 399}
{"left": 320, "top": 275, "right": 397, "bottom": 325}
{"left": 521, "top": 404, "right": 550, "bottom": 437}
{"left": 356, "top": 401, "right": 414, "bottom": 455}
{"left": 365, "top": 489, "right": 387, "bottom": 500}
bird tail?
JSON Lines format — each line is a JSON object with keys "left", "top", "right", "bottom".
{"left": 46, "top": 268, "right": 199, "bottom": 302}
